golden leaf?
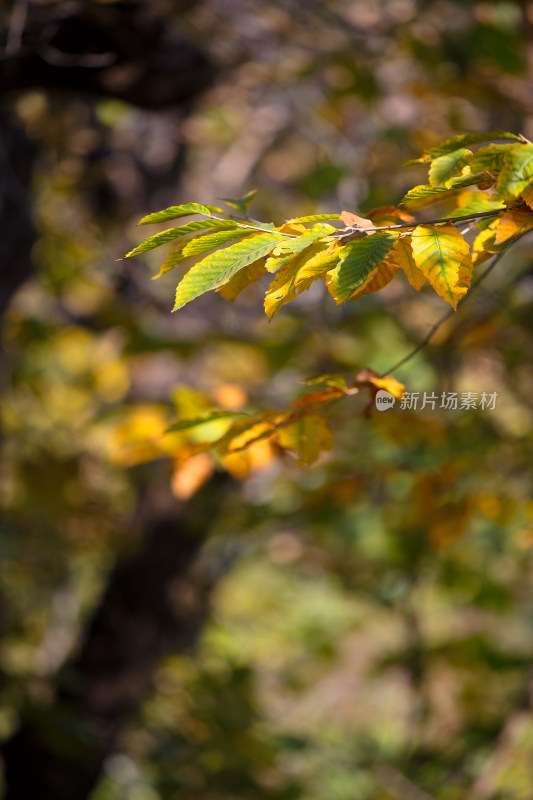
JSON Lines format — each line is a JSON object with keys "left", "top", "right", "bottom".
{"left": 410, "top": 225, "right": 472, "bottom": 308}
{"left": 387, "top": 235, "right": 426, "bottom": 291}
{"left": 494, "top": 204, "right": 533, "bottom": 244}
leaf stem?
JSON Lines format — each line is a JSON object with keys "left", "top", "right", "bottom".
{"left": 336, "top": 209, "right": 504, "bottom": 240}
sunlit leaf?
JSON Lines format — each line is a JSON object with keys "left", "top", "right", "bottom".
{"left": 293, "top": 247, "right": 340, "bottom": 285}
{"left": 425, "top": 131, "right": 521, "bottom": 158}
{"left": 286, "top": 213, "right": 341, "bottom": 223}
{"left": 411, "top": 225, "right": 473, "bottom": 308}
{"left": 217, "top": 259, "right": 266, "bottom": 301}
{"left": 272, "top": 224, "right": 335, "bottom": 255}
{"left": 494, "top": 204, "right": 533, "bottom": 244}
{"left": 387, "top": 235, "right": 426, "bottom": 290}
{"left": 399, "top": 184, "right": 456, "bottom": 210}
{"left": 264, "top": 244, "right": 327, "bottom": 319}
{"left": 498, "top": 143, "right": 533, "bottom": 199}
{"left": 428, "top": 147, "right": 472, "bottom": 187}
{"left": 349, "top": 258, "right": 398, "bottom": 300}
{"left": 173, "top": 232, "right": 288, "bottom": 310}
{"left": 327, "top": 233, "right": 397, "bottom": 304}
{"left": 152, "top": 229, "right": 251, "bottom": 278}
{"left": 126, "top": 219, "right": 238, "bottom": 258}
{"left": 138, "top": 202, "right": 223, "bottom": 225}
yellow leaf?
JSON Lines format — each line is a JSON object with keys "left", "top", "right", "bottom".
{"left": 349, "top": 259, "right": 398, "bottom": 300}
{"left": 171, "top": 453, "right": 214, "bottom": 499}
{"left": 410, "top": 225, "right": 472, "bottom": 308}
{"left": 367, "top": 206, "right": 415, "bottom": 225}
{"left": 368, "top": 375, "right": 405, "bottom": 399}
{"left": 217, "top": 259, "right": 265, "bottom": 300}
{"left": 522, "top": 183, "right": 533, "bottom": 211}
{"left": 293, "top": 247, "right": 339, "bottom": 286}
{"left": 264, "top": 244, "right": 326, "bottom": 319}
{"left": 494, "top": 204, "right": 533, "bottom": 244}
{"left": 276, "top": 414, "right": 332, "bottom": 466}
{"left": 387, "top": 235, "right": 426, "bottom": 291}
{"left": 219, "top": 439, "right": 276, "bottom": 479}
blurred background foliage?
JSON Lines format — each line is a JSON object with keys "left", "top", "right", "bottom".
{"left": 3, "top": 1, "right": 533, "bottom": 798}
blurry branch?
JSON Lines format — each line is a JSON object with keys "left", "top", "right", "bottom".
{"left": 379, "top": 234, "right": 529, "bottom": 378}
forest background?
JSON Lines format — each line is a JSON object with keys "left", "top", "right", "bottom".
{"left": 2, "top": 2, "right": 533, "bottom": 799}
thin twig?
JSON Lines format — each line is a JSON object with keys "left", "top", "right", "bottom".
{"left": 335, "top": 209, "right": 504, "bottom": 241}
{"left": 379, "top": 238, "right": 523, "bottom": 377}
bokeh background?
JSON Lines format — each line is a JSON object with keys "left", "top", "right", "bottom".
{"left": 2, "top": 1, "right": 533, "bottom": 798}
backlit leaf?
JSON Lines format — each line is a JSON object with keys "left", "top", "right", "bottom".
{"left": 293, "top": 247, "right": 340, "bottom": 286}
{"left": 428, "top": 147, "right": 472, "bottom": 187}
{"left": 411, "top": 225, "right": 473, "bottom": 308}
{"left": 388, "top": 235, "right": 426, "bottom": 290}
{"left": 138, "top": 202, "right": 223, "bottom": 225}
{"left": 217, "top": 259, "right": 265, "bottom": 301}
{"left": 264, "top": 244, "right": 327, "bottom": 319}
{"left": 425, "top": 131, "right": 521, "bottom": 158}
{"left": 173, "top": 232, "right": 289, "bottom": 310}
{"left": 498, "top": 143, "right": 533, "bottom": 199}
{"left": 494, "top": 205, "right": 533, "bottom": 244}
{"left": 521, "top": 183, "right": 533, "bottom": 211}
{"left": 399, "top": 184, "right": 456, "bottom": 210}
{"left": 350, "top": 259, "right": 398, "bottom": 300}
{"left": 327, "top": 233, "right": 397, "bottom": 304}
{"left": 152, "top": 229, "right": 251, "bottom": 278}
{"left": 286, "top": 213, "right": 341, "bottom": 223}
{"left": 126, "top": 219, "right": 238, "bottom": 258}
{"left": 272, "top": 224, "right": 335, "bottom": 255}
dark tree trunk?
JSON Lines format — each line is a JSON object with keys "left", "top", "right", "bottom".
{"left": 0, "top": 3, "right": 220, "bottom": 797}
{"left": 1, "top": 479, "right": 230, "bottom": 800}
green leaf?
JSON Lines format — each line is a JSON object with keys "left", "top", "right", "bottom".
{"left": 152, "top": 229, "right": 252, "bottom": 279}
{"left": 498, "top": 143, "right": 533, "bottom": 199}
{"left": 469, "top": 143, "right": 517, "bottom": 174}
{"left": 301, "top": 374, "right": 348, "bottom": 390}
{"left": 173, "top": 232, "right": 289, "bottom": 310}
{"left": 139, "top": 202, "right": 222, "bottom": 225}
{"left": 426, "top": 131, "right": 521, "bottom": 158}
{"left": 126, "top": 219, "right": 238, "bottom": 258}
{"left": 219, "top": 190, "right": 258, "bottom": 215}
{"left": 165, "top": 410, "right": 247, "bottom": 433}
{"left": 286, "top": 213, "right": 341, "bottom": 224}
{"left": 272, "top": 224, "right": 335, "bottom": 256}
{"left": 327, "top": 233, "right": 397, "bottom": 303}
{"left": 445, "top": 171, "right": 494, "bottom": 190}
{"left": 399, "top": 184, "right": 455, "bottom": 210}
{"left": 428, "top": 148, "right": 472, "bottom": 187}
{"left": 444, "top": 198, "right": 505, "bottom": 219}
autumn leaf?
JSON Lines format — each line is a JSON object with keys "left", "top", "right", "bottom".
{"left": 217, "top": 259, "right": 265, "bottom": 300}
{"left": 428, "top": 147, "right": 472, "bottom": 188}
{"left": 498, "top": 143, "right": 533, "bottom": 199}
{"left": 339, "top": 211, "right": 374, "bottom": 230}
{"left": 327, "top": 233, "right": 397, "bottom": 303}
{"left": 387, "top": 236, "right": 426, "bottom": 291}
{"left": 494, "top": 204, "right": 533, "bottom": 244}
{"left": 276, "top": 414, "right": 332, "bottom": 465}
{"left": 264, "top": 244, "right": 327, "bottom": 319}
{"left": 410, "top": 225, "right": 473, "bottom": 308}
{"left": 349, "top": 258, "right": 399, "bottom": 300}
